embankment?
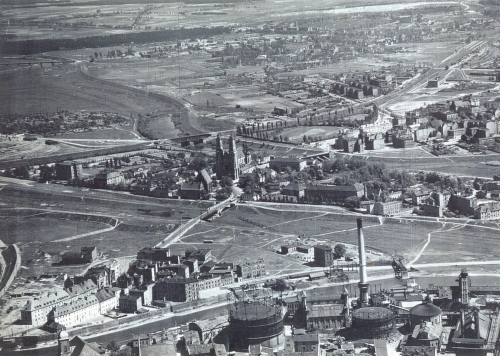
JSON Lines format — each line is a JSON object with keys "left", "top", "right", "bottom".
{"left": 0, "top": 243, "right": 22, "bottom": 298}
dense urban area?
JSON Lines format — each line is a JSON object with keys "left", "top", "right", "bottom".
{"left": 1, "top": 0, "right": 500, "bottom": 356}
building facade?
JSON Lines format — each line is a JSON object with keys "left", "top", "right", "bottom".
{"left": 215, "top": 134, "right": 246, "bottom": 180}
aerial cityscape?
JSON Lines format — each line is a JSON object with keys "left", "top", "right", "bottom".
{"left": 0, "top": 0, "right": 500, "bottom": 355}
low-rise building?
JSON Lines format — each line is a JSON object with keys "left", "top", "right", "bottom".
{"left": 94, "top": 170, "right": 124, "bottom": 188}
{"left": 284, "top": 332, "right": 320, "bottom": 355}
{"left": 304, "top": 183, "right": 364, "bottom": 203}
{"left": 474, "top": 202, "right": 500, "bottom": 220}
{"left": 179, "top": 181, "right": 205, "bottom": 200}
{"left": 60, "top": 246, "right": 97, "bottom": 265}
{"left": 372, "top": 201, "right": 402, "bottom": 216}
{"left": 269, "top": 157, "right": 307, "bottom": 172}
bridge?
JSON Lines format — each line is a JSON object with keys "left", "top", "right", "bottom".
{"left": 170, "top": 134, "right": 212, "bottom": 146}
{"left": 0, "top": 60, "right": 76, "bottom": 68}
{"left": 155, "top": 195, "right": 236, "bottom": 248}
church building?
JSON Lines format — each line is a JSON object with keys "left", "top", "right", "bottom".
{"left": 214, "top": 134, "right": 247, "bottom": 180}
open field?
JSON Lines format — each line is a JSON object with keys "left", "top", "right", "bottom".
{"left": 0, "top": 181, "right": 217, "bottom": 278}
{"left": 363, "top": 153, "right": 500, "bottom": 177}
{"left": 416, "top": 222, "right": 500, "bottom": 264}
{"left": 0, "top": 65, "right": 171, "bottom": 117}
{"left": 175, "top": 203, "right": 500, "bottom": 272}
{"left": 57, "top": 128, "right": 139, "bottom": 140}
{"left": 283, "top": 126, "right": 344, "bottom": 143}
{"left": 0, "top": 0, "right": 456, "bottom": 41}
{"left": 383, "top": 41, "right": 463, "bottom": 65}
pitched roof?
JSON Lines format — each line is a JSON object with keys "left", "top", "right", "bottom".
{"left": 308, "top": 304, "right": 344, "bottom": 318}
{"left": 68, "top": 336, "right": 101, "bottom": 356}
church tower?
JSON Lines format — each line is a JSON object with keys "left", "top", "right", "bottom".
{"left": 228, "top": 135, "right": 239, "bottom": 180}
{"left": 215, "top": 133, "right": 224, "bottom": 179}
{"left": 58, "top": 330, "right": 70, "bottom": 356}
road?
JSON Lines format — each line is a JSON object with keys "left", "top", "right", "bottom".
{"left": 1, "top": 303, "right": 229, "bottom": 356}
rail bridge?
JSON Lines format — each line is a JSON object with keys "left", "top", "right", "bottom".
{"left": 170, "top": 134, "right": 211, "bottom": 146}
{"left": 0, "top": 60, "right": 76, "bottom": 68}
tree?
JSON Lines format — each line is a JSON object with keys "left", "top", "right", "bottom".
{"left": 219, "top": 176, "right": 234, "bottom": 187}
{"left": 106, "top": 340, "right": 119, "bottom": 352}
{"left": 273, "top": 278, "right": 289, "bottom": 291}
{"left": 334, "top": 244, "right": 347, "bottom": 259}
{"left": 200, "top": 189, "right": 209, "bottom": 200}
{"left": 14, "top": 165, "right": 30, "bottom": 179}
{"left": 215, "top": 187, "right": 232, "bottom": 200}
{"left": 344, "top": 196, "right": 359, "bottom": 209}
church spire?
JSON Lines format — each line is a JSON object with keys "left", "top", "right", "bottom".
{"left": 228, "top": 134, "right": 236, "bottom": 152}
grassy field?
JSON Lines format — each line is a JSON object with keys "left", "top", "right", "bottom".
{"left": 365, "top": 153, "right": 500, "bottom": 177}
{"left": 175, "top": 202, "right": 500, "bottom": 272}
{"left": 416, "top": 222, "right": 500, "bottom": 264}
{"left": 58, "top": 128, "right": 139, "bottom": 140}
{"left": 283, "top": 126, "right": 343, "bottom": 143}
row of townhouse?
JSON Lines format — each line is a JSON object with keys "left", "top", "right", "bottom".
{"left": 20, "top": 280, "right": 119, "bottom": 328}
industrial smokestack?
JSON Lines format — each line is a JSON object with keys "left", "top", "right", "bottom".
{"left": 357, "top": 218, "right": 370, "bottom": 306}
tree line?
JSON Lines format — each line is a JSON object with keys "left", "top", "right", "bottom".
{"left": 0, "top": 26, "right": 230, "bottom": 55}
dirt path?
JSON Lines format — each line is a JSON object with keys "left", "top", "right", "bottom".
{"left": 53, "top": 219, "right": 121, "bottom": 242}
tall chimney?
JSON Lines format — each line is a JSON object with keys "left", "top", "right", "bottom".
{"left": 357, "top": 218, "right": 369, "bottom": 306}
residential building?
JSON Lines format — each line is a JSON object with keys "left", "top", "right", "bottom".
{"left": 372, "top": 201, "right": 402, "bottom": 216}
{"left": 304, "top": 183, "right": 364, "bottom": 203}
{"left": 282, "top": 182, "right": 306, "bottom": 198}
{"left": 154, "top": 276, "right": 200, "bottom": 302}
{"left": 129, "top": 284, "right": 154, "bottom": 306}
{"left": 236, "top": 260, "right": 266, "bottom": 279}
{"left": 137, "top": 247, "right": 171, "bottom": 262}
{"left": 474, "top": 201, "right": 500, "bottom": 220}
{"left": 95, "top": 288, "right": 118, "bottom": 314}
{"left": 185, "top": 249, "right": 212, "bottom": 263}
{"left": 269, "top": 157, "right": 307, "bottom": 172}
{"left": 58, "top": 334, "right": 102, "bottom": 356}
{"left": 119, "top": 294, "right": 142, "bottom": 313}
{"left": 94, "top": 170, "right": 124, "bottom": 188}
{"left": 448, "top": 195, "right": 477, "bottom": 216}
{"left": 179, "top": 181, "right": 204, "bottom": 200}
{"left": 412, "top": 191, "right": 430, "bottom": 206}
{"left": 48, "top": 295, "right": 101, "bottom": 327}
{"left": 21, "top": 291, "right": 71, "bottom": 326}
{"left": 284, "top": 332, "right": 320, "bottom": 355}
{"left": 393, "top": 135, "right": 416, "bottom": 148}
